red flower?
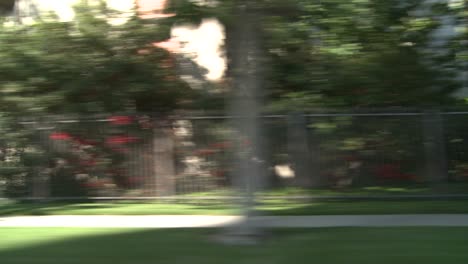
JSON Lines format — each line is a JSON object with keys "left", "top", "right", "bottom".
{"left": 74, "top": 137, "right": 98, "bottom": 146}
{"left": 49, "top": 132, "right": 72, "bottom": 140}
{"left": 108, "top": 116, "right": 133, "bottom": 125}
{"left": 210, "top": 141, "right": 232, "bottom": 149}
{"left": 375, "top": 164, "right": 413, "bottom": 180}
{"left": 375, "top": 164, "right": 399, "bottom": 178}
{"left": 106, "top": 136, "right": 139, "bottom": 145}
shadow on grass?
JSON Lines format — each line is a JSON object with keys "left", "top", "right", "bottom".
{"left": 2, "top": 199, "right": 468, "bottom": 216}
{"left": 0, "top": 227, "right": 468, "bottom": 264}
{"left": 246, "top": 182, "right": 468, "bottom": 197}
{"left": 260, "top": 200, "right": 468, "bottom": 216}
{"left": 1, "top": 181, "right": 468, "bottom": 216}
{"left": 0, "top": 201, "right": 240, "bottom": 216}
{"left": 0, "top": 202, "right": 68, "bottom": 216}
{"left": 65, "top": 204, "right": 115, "bottom": 209}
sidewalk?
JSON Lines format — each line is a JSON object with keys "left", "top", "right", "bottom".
{"left": 1, "top": 214, "right": 468, "bottom": 228}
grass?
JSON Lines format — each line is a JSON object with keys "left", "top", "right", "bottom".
{"left": 1, "top": 183, "right": 467, "bottom": 216}
{"left": 0, "top": 227, "right": 467, "bottom": 264}
{"left": 257, "top": 200, "right": 468, "bottom": 215}
{"left": 1, "top": 199, "right": 468, "bottom": 216}
{"left": 184, "top": 182, "right": 468, "bottom": 197}
{"left": 0, "top": 201, "right": 239, "bottom": 216}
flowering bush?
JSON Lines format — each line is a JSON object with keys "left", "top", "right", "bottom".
{"left": 374, "top": 164, "right": 416, "bottom": 180}
{"left": 108, "top": 116, "right": 133, "bottom": 125}
{"left": 47, "top": 115, "right": 150, "bottom": 196}
{"left": 49, "top": 132, "right": 72, "bottom": 140}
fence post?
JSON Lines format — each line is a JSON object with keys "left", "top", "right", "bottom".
{"left": 422, "top": 111, "right": 448, "bottom": 182}
{"left": 28, "top": 126, "right": 51, "bottom": 201}
{"left": 307, "top": 116, "right": 322, "bottom": 186}
{"left": 153, "top": 120, "right": 176, "bottom": 196}
{"left": 287, "top": 113, "right": 318, "bottom": 187}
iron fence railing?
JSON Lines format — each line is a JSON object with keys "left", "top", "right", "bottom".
{"left": 1, "top": 110, "right": 468, "bottom": 200}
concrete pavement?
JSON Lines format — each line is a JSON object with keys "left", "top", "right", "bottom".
{"left": 1, "top": 214, "right": 468, "bottom": 228}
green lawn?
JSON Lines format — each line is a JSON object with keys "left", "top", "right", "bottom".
{"left": 1, "top": 183, "right": 467, "bottom": 216}
{"left": 0, "top": 201, "right": 239, "bottom": 216}
{"left": 186, "top": 182, "right": 468, "bottom": 197}
{"left": 0, "top": 227, "right": 467, "bottom": 264}
{"left": 258, "top": 200, "right": 468, "bottom": 215}
{"left": 1, "top": 200, "right": 468, "bottom": 216}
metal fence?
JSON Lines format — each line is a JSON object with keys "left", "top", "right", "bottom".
{"left": 1, "top": 110, "right": 468, "bottom": 200}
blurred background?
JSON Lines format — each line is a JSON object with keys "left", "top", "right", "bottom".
{"left": 0, "top": 0, "right": 467, "bottom": 205}
{"left": 2, "top": 2, "right": 468, "bottom": 263}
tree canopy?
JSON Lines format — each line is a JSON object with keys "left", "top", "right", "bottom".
{"left": 0, "top": 0, "right": 465, "bottom": 116}
{"left": 0, "top": 0, "right": 193, "bottom": 115}
{"left": 167, "top": 0, "right": 465, "bottom": 111}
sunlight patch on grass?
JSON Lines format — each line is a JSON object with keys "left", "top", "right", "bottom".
{"left": 0, "top": 228, "right": 127, "bottom": 252}
{"left": 1, "top": 227, "right": 468, "bottom": 264}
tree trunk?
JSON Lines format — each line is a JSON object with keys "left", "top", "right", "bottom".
{"left": 218, "top": 0, "right": 267, "bottom": 244}
{"left": 422, "top": 111, "right": 448, "bottom": 182}
{"left": 287, "top": 114, "right": 309, "bottom": 186}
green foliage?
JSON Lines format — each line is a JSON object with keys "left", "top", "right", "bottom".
{"left": 168, "top": 0, "right": 463, "bottom": 110}
{"left": 2, "top": 227, "right": 468, "bottom": 264}
{"left": 0, "top": 1, "right": 191, "bottom": 115}
{"left": 164, "top": 1, "right": 465, "bottom": 188}
{"left": 0, "top": 1, "right": 200, "bottom": 197}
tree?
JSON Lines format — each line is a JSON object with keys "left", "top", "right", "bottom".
{"left": 0, "top": 1, "right": 200, "bottom": 198}
{"left": 0, "top": 0, "right": 193, "bottom": 115}
{"left": 166, "top": 0, "right": 462, "bottom": 110}
{"left": 263, "top": 0, "right": 461, "bottom": 110}
{"left": 167, "top": 0, "right": 270, "bottom": 243}
{"left": 165, "top": 0, "right": 464, "bottom": 192}
{"left": 0, "top": 0, "right": 14, "bottom": 15}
